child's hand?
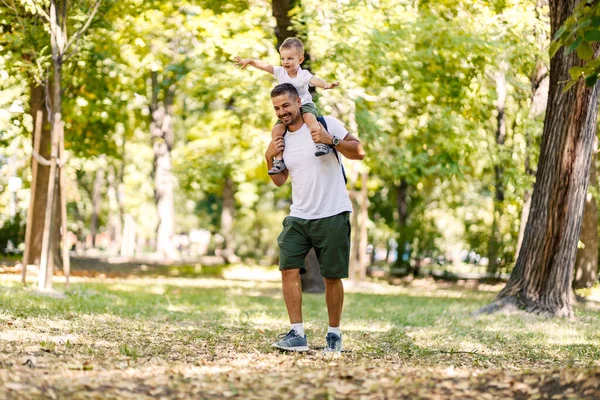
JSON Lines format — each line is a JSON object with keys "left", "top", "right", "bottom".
{"left": 233, "top": 56, "right": 252, "bottom": 69}
{"left": 324, "top": 82, "right": 339, "bottom": 90}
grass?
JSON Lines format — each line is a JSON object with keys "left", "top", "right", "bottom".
{"left": 1, "top": 268, "right": 600, "bottom": 398}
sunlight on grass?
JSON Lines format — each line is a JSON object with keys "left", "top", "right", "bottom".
{"left": 2, "top": 272, "right": 600, "bottom": 372}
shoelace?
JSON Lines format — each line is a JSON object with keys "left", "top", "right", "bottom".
{"left": 278, "top": 329, "right": 298, "bottom": 340}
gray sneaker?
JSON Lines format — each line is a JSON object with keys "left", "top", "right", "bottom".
{"left": 272, "top": 329, "right": 309, "bottom": 352}
{"left": 324, "top": 332, "right": 343, "bottom": 352}
{"left": 314, "top": 144, "right": 330, "bottom": 157}
{"left": 268, "top": 159, "right": 287, "bottom": 175}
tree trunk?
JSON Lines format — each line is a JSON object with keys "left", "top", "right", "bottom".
{"left": 488, "top": 66, "right": 508, "bottom": 274}
{"left": 23, "top": 84, "right": 51, "bottom": 267}
{"left": 516, "top": 0, "right": 549, "bottom": 258}
{"left": 90, "top": 158, "right": 105, "bottom": 248}
{"left": 357, "top": 172, "right": 369, "bottom": 280}
{"left": 395, "top": 180, "right": 410, "bottom": 271}
{"left": 220, "top": 175, "right": 237, "bottom": 263}
{"left": 107, "top": 165, "right": 122, "bottom": 254}
{"left": 150, "top": 73, "right": 177, "bottom": 260}
{"left": 477, "top": 0, "right": 600, "bottom": 318}
{"left": 301, "top": 248, "right": 325, "bottom": 293}
{"left": 573, "top": 151, "right": 598, "bottom": 289}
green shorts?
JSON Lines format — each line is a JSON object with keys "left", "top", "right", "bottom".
{"left": 277, "top": 212, "right": 351, "bottom": 279}
{"left": 275, "top": 103, "right": 320, "bottom": 125}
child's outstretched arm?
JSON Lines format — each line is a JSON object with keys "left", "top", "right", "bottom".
{"left": 233, "top": 56, "right": 274, "bottom": 74}
{"left": 309, "top": 76, "right": 339, "bottom": 90}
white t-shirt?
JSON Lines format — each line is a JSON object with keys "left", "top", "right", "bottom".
{"left": 283, "top": 116, "right": 353, "bottom": 220}
{"left": 273, "top": 66, "right": 314, "bottom": 106}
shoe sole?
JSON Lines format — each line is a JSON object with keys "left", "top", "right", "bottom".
{"left": 272, "top": 344, "right": 309, "bottom": 352}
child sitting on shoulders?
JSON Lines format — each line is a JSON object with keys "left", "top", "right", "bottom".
{"left": 234, "top": 37, "right": 338, "bottom": 175}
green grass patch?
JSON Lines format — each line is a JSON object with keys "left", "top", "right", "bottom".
{"left": 1, "top": 273, "right": 600, "bottom": 398}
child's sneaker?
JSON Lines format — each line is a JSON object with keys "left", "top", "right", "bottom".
{"left": 268, "top": 159, "right": 286, "bottom": 175}
{"left": 272, "top": 329, "right": 309, "bottom": 352}
{"left": 315, "top": 144, "right": 330, "bottom": 157}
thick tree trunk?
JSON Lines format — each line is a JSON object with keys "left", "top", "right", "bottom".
{"left": 488, "top": 67, "right": 508, "bottom": 274}
{"left": 220, "top": 176, "right": 237, "bottom": 263}
{"left": 23, "top": 84, "right": 51, "bottom": 267}
{"left": 150, "top": 73, "right": 177, "bottom": 260}
{"left": 478, "top": 0, "right": 600, "bottom": 318}
{"left": 573, "top": 152, "right": 598, "bottom": 289}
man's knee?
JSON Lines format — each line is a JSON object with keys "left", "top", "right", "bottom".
{"left": 281, "top": 269, "right": 300, "bottom": 280}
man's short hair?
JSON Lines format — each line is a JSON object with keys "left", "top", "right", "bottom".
{"left": 271, "top": 83, "right": 299, "bottom": 100}
{"left": 280, "top": 37, "right": 304, "bottom": 55}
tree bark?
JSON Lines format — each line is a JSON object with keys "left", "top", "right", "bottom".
{"left": 573, "top": 151, "right": 598, "bottom": 289}
{"left": 107, "top": 164, "right": 122, "bottom": 254}
{"left": 516, "top": 0, "right": 549, "bottom": 258}
{"left": 488, "top": 66, "right": 508, "bottom": 274}
{"left": 23, "top": 84, "right": 51, "bottom": 268}
{"left": 150, "top": 72, "right": 177, "bottom": 260}
{"left": 477, "top": 0, "right": 600, "bottom": 318}
{"left": 220, "top": 175, "right": 237, "bottom": 263}
{"left": 90, "top": 157, "right": 105, "bottom": 248}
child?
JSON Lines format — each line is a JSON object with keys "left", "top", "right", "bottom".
{"left": 234, "top": 37, "right": 339, "bottom": 175}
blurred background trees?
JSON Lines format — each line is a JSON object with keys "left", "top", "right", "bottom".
{"left": 0, "top": 0, "right": 598, "bottom": 295}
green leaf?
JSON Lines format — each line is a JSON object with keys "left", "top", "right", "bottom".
{"left": 576, "top": 41, "right": 594, "bottom": 60}
{"left": 549, "top": 41, "right": 562, "bottom": 58}
{"left": 585, "top": 74, "right": 598, "bottom": 87}
{"left": 592, "top": 16, "right": 600, "bottom": 27}
{"left": 569, "top": 66, "right": 584, "bottom": 80}
{"left": 563, "top": 78, "right": 580, "bottom": 93}
{"left": 583, "top": 30, "right": 600, "bottom": 42}
{"left": 566, "top": 36, "right": 583, "bottom": 55}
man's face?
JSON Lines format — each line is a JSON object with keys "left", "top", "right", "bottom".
{"left": 272, "top": 93, "right": 301, "bottom": 125}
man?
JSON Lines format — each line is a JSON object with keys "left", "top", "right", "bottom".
{"left": 265, "top": 83, "right": 365, "bottom": 352}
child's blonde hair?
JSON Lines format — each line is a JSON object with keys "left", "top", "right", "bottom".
{"left": 280, "top": 37, "right": 304, "bottom": 55}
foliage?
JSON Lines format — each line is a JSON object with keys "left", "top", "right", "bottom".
{"left": 0, "top": 213, "right": 24, "bottom": 253}
{"left": 550, "top": 0, "right": 600, "bottom": 89}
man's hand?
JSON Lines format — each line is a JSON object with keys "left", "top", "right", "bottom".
{"left": 233, "top": 56, "right": 252, "bottom": 69}
{"left": 266, "top": 136, "right": 285, "bottom": 160}
{"left": 310, "top": 123, "right": 334, "bottom": 145}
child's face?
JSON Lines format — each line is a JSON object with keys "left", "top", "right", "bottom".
{"left": 280, "top": 48, "right": 304, "bottom": 73}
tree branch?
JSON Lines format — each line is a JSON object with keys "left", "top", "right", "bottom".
{"left": 30, "top": 0, "right": 51, "bottom": 22}
{"left": 63, "top": 0, "right": 101, "bottom": 57}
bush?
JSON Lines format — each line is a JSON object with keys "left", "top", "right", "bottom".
{"left": 0, "top": 213, "right": 25, "bottom": 254}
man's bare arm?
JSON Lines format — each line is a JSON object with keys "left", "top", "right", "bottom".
{"left": 265, "top": 136, "right": 289, "bottom": 186}
{"left": 311, "top": 125, "right": 365, "bottom": 160}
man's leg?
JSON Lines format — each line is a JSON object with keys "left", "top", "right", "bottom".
{"left": 323, "top": 277, "right": 344, "bottom": 327}
{"left": 282, "top": 269, "right": 303, "bottom": 324}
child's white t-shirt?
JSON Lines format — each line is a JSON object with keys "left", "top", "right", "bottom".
{"left": 273, "top": 66, "right": 314, "bottom": 106}
{"left": 282, "top": 116, "right": 352, "bottom": 220}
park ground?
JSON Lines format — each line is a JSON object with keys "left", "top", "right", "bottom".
{"left": 1, "top": 263, "right": 600, "bottom": 399}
